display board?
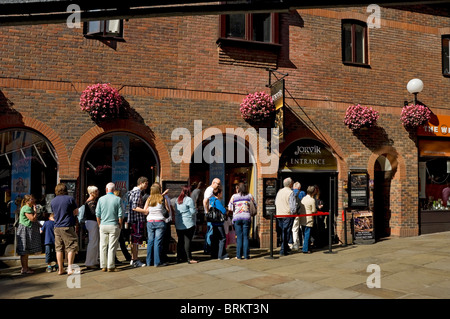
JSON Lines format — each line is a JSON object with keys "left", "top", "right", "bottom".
{"left": 263, "top": 178, "right": 278, "bottom": 219}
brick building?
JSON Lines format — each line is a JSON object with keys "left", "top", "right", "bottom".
{"left": 0, "top": 4, "right": 449, "bottom": 254}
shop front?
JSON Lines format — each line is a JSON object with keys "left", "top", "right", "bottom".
{"left": 278, "top": 138, "right": 338, "bottom": 248}
{"left": 0, "top": 129, "right": 58, "bottom": 257}
{"left": 417, "top": 114, "right": 450, "bottom": 234}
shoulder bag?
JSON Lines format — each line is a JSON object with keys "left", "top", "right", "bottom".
{"left": 206, "top": 199, "right": 225, "bottom": 223}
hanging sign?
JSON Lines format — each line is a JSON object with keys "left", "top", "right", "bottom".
{"left": 271, "top": 79, "right": 285, "bottom": 143}
{"left": 112, "top": 135, "right": 129, "bottom": 203}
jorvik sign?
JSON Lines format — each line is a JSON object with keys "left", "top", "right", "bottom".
{"left": 280, "top": 139, "right": 337, "bottom": 172}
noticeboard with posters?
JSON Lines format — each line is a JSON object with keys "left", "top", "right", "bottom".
{"left": 352, "top": 210, "right": 375, "bottom": 244}
{"left": 348, "top": 171, "right": 369, "bottom": 208}
{"left": 263, "top": 178, "right": 278, "bottom": 219}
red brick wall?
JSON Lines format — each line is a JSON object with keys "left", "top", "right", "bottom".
{"left": 1, "top": 6, "right": 449, "bottom": 245}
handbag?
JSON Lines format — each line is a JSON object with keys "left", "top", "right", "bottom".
{"left": 161, "top": 196, "right": 170, "bottom": 219}
{"left": 249, "top": 199, "right": 257, "bottom": 217}
{"left": 206, "top": 199, "right": 225, "bottom": 223}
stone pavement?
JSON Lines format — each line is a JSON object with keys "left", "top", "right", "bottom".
{"left": 1, "top": 231, "right": 450, "bottom": 301}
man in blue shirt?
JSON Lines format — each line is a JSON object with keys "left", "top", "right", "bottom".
{"left": 51, "top": 183, "right": 79, "bottom": 275}
{"left": 96, "top": 182, "right": 123, "bottom": 272}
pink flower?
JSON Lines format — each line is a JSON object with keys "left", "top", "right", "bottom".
{"left": 240, "top": 91, "right": 275, "bottom": 121}
{"left": 344, "top": 104, "right": 379, "bottom": 130}
{"left": 79, "top": 83, "right": 123, "bottom": 120}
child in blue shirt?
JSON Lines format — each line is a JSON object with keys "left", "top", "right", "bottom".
{"left": 41, "top": 213, "right": 57, "bottom": 272}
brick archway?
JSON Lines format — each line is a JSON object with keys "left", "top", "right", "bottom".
{"left": 0, "top": 114, "right": 70, "bottom": 176}
{"left": 178, "top": 124, "right": 262, "bottom": 180}
{"left": 70, "top": 119, "right": 172, "bottom": 181}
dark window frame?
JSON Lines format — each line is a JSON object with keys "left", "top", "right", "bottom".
{"left": 218, "top": 12, "right": 280, "bottom": 48}
{"left": 83, "top": 19, "right": 125, "bottom": 41}
{"left": 443, "top": 35, "right": 450, "bottom": 77}
{"left": 342, "top": 19, "right": 369, "bottom": 67}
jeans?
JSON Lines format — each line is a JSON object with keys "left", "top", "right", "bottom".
{"left": 99, "top": 224, "right": 121, "bottom": 269}
{"left": 147, "top": 221, "right": 165, "bottom": 266}
{"left": 277, "top": 217, "right": 294, "bottom": 255}
{"left": 234, "top": 219, "right": 251, "bottom": 259}
{"left": 302, "top": 226, "right": 311, "bottom": 253}
{"left": 45, "top": 244, "right": 56, "bottom": 264}
{"left": 211, "top": 224, "right": 228, "bottom": 259}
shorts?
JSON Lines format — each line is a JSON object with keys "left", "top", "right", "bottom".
{"left": 130, "top": 222, "right": 146, "bottom": 245}
{"left": 54, "top": 226, "right": 79, "bottom": 253}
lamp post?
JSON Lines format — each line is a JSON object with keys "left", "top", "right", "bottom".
{"left": 406, "top": 78, "right": 424, "bottom": 106}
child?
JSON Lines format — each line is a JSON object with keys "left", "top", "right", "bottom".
{"left": 41, "top": 213, "right": 57, "bottom": 272}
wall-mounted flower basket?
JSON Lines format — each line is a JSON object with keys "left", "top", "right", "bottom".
{"left": 400, "top": 104, "right": 431, "bottom": 129}
{"left": 240, "top": 91, "right": 275, "bottom": 122}
{"left": 80, "top": 83, "right": 123, "bottom": 121}
{"left": 344, "top": 104, "right": 379, "bottom": 131}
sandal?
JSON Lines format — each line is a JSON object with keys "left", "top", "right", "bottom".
{"left": 187, "top": 259, "right": 198, "bottom": 264}
{"left": 20, "top": 268, "right": 34, "bottom": 274}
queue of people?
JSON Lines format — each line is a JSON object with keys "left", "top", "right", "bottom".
{"left": 15, "top": 175, "right": 322, "bottom": 276}
{"left": 275, "top": 177, "right": 326, "bottom": 256}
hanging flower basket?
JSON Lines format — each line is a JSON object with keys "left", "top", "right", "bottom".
{"left": 344, "top": 104, "right": 379, "bottom": 130}
{"left": 80, "top": 83, "right": 123, "bottom": 121}
{"left": 400, "top": 104, "right": 431, "bottom": 129}
{"left": 240, "top": 91, "right": 275, "bottom": 122}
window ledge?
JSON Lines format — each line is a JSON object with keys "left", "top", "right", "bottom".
{"left": 84, "top": 34, "right": 125, "bottom": 42}
{"left": 343, "top": 61, "right": 371, "bottom": 69}
{"left": 216, "top": 37, "right": 282, "bottom": 52}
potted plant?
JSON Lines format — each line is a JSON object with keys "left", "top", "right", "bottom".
{"left": 400, "top": 104, "right": 431, "bottom": 129}
{"left": 344, "top": 104, "right": 379, "bottom": 130}
{"left": 80, "top": 83, "right": 123, "bottom": 121}
{"left": 240, "top": 91, "right": 275, "bottom": 122}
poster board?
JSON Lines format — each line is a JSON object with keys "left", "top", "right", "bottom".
{"left": 352, "top": 210, "right": 375, "bottom": 244}
{"left": 161, "top": 180, "right": 188, "bottom": 201}
{"left": 263, "top": 178, "right": 278, "bottom": 219}
{"left": 348, "top": 171, "right": 369, "bottom": 208}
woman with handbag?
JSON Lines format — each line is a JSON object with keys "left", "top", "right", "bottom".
{"left": 174, "top": 186, "right": 198, "bottom": 264}
{"left": 208, "top": 187, "right": 229, "bottom": 260}
{"left": 134, "top": 184, "right": 170, "bottom": 267}
{"left": 228, "top": 183, "right": 256, "bottom": 260}
{"left": 84, "top": 185, "right": 100, "bottom": 269}
{"left": 16, "top": 194, "right": 42, "bottom": 274}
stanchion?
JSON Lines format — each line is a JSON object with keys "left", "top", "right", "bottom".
{"left": 265, "top": 212, "right": 278, "bottom": 259}
{"left": 342, "top": 210, "right": 348, "bottom": 247}
{"left": 323, "top": 211, "right": 335, "bottom": 254}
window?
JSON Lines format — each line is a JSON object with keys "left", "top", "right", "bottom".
{"left": 83, "top": 10, "right": 124, "bottom": 40}
{"left": 443, "top": 36, "right": 450, "bottom": 76}
{"left": 220, "top": 13, "right": 279, "bottom": 44}
{"left": 342, "top": 20, "right": 368, "bottom": 65}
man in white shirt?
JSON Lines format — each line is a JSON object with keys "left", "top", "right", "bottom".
{"left": 275, "top": 177, "right": 295, "bottom": 256}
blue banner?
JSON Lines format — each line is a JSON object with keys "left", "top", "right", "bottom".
{"left": 210, "top": 162, "right": 225, "bottom": 206}
{"left": 10, "top": 132, "right": 31, "bottom": 218}
{"left": 112, "top": 135, "right": 129, "bottom": 207}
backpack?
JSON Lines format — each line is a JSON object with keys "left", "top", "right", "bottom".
{"left": 289, "top": 191, "right": 306, "bottom": 215}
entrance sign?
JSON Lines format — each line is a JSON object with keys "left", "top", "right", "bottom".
{"left": 279, "top": 139, "right": 337, "bottom": 172}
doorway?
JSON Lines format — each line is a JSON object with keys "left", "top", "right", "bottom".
{"left": 373, "top": 155, "right": 392, "bottom": 239}
{"left": 279, "top": 171, "right": 338, "bottom": 248}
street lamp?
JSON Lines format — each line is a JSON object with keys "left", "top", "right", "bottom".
{"left": 406, "top": 78, "right": 424, "bottom": 106}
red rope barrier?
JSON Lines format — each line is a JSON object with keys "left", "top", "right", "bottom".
{"left": 275, "top": 211, "right": 329, "bottom": 218}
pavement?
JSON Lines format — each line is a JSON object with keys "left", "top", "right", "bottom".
{"left": 1, "top": 231, "right": 450, "bottom": 303}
